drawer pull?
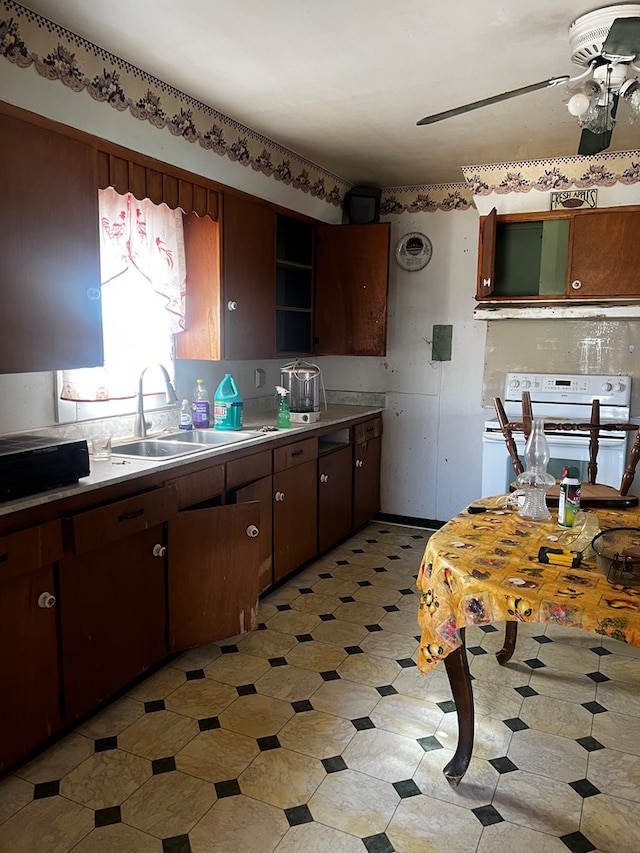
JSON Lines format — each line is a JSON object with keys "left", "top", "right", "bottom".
{"left": 320, "top": 473, "right": 329, "bottom": 483}
{"left": 291, "top": 449, "right": 304, "bottom": 457}
{"left": 37, "top": 592, "right": 56, "bottom": 609}
{"left": 118, "top": 508, "right": 144, "bottom": 522}
{"left": 365, "top": 426, "right": 374, "bottom": 434}
{"left": 246, "top": 525, "right": 260, "bottom": 538}
{"left": 355, "top": 459, "right": 364, "bottom": 468}
{"left": 152, "top": 544, "right": 167, "bottom": 558}
{"left": 275, "top": 491, "right": 285, "bottom": 502}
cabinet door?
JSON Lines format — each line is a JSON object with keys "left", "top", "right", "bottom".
{"left": 318, "top": 445, "right": 353, "bottom": 553}
{"left": 167, "top": 502, "right": 261, "bottom": 651}
{"left": 273, "top": 460, "right": 318, "bottom": 582}
{"left": 175, "top": 212, "right": 222, "bottom": 360}
{"left": 60, "top": 524, "right": 167, "bottom": 722}
{"left": 353, "top": 435, "right": 382, "bottom": 530}
{"left": 315, "top": 223, "right": 390, "bottom": 356}
{"left": 476, "top": 207, "right": 497, "bottom": 299}
{"left": 233, "top": 476, "right": 273, "bottom": 594}
{"left": 0, "top": 109, "right": 103, "bottom": 373}
{"left": 569, "top": 210, "right": 640, "bottom": 298}
{"left": 223, "top": 193, "right": 276, "bottom": 359}
{"left": 0, "top": 522, "right": 62, "bottom": 771}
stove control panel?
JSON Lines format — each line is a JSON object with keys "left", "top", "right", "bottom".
{"left": 504, "top": 373, "right": 631, "bottom": 406}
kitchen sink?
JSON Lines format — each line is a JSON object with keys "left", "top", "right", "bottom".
{"left": 111, "top": 430, "right": 260, "bottom": 460}
{"left": 157, "top": 430, "right": 259, "bottom": 446}
{"left": 112, "top": 439, "right": 207, "bottom": 459}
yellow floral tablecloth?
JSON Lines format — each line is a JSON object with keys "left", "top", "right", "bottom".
{"left": 416, "top": 498, "right": 640, "bottom": 674}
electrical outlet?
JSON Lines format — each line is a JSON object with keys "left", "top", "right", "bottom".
{"left": 254, "top": 368, "right": 265, "bottom": 388}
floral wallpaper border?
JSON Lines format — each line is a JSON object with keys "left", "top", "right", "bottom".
{"left": 2, "top": 2, "right": 638, "bottom": 214}
{"left": 461, "top": 152, "right": 640, "bottom": 197}
{"left": 380, "top": 183, "right": 473, "bottom": 215}
{"left": 0, "top": 1, "right": 349, "bottom": 207}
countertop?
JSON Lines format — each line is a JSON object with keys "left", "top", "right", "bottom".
{"left": 0, "top": 405, "right": 384, "bottom": 520}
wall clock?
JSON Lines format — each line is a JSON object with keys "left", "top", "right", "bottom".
{"left": 395, "top": 232, "right": 433, "bottom": 271}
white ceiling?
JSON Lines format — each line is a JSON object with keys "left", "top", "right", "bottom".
{"left": 19, "top": 0, "right": 640, "bottom": 187}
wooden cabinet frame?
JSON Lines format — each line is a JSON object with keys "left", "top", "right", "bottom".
{"left": 476, "top": 205, "right": 640, "bottom": 303}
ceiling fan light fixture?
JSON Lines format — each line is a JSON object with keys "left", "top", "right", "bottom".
{"left": 567, "top": 91, "right": 592, "bottom": 116}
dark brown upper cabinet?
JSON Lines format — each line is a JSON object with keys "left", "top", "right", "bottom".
{"left": 476, "top": 205, "right": 640, "bottom": 302}
{"left": 0, "top": 107, "right": 103, "bottom": 373}
{"left": 315, "top": 222, "right": 390, "bottom": 356}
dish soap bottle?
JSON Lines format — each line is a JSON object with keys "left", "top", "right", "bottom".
{"left": 213, "top": 374, "right": 244, "bottom": 430}
{"left": 179, "top": 399, "right": 193, "bottom": 431}
{"left": 192, "top": 379, "right": 210, "bottom": 429}
{"left": 275, "top": 385, "right": 291, "bottom": 429}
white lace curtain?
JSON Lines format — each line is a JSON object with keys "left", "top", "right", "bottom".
{"left": 61, "top": 188, "right": 186, "bottom": 402}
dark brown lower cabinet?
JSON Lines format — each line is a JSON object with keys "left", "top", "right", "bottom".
{"left": 167, "top": 502, "right": 261, "bottom": 651}
{"left": 273, "top": 439, "right": 318, "bottom": 583}
{"left": 0, "top": 523, "right": 63, "bottom": 772}
{"left": 59, "top": 487, "right": 177, "bottom": 723}
{"left": 232, "top": 477, "right": 273, "bottom": 595}
{"left": 318, "top": 444, "right": 353, "bottom": 553}
{"left": 353, "top": 418, "right": 383, "bottom": 529}
{"left": 59, "top": 524, "right": 168, "bottom": 723}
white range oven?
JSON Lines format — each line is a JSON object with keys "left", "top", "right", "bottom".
{"left": 482, "top": 372, "right": 632, "bottom": 498}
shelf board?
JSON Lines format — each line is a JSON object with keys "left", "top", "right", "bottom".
{"left": 474, "top": 302, "right": 640, "bottom": 320}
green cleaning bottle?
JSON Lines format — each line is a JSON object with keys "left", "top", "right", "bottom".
{"left": 213, "top": 374, "right": 244, "bottom": 430}
{"left": 275, "top": 385, "right": 291, "bottom": 429}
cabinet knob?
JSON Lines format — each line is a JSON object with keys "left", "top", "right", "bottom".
{"left": 37, "top": 592, "right": 56, "bottom": 609}
{"left": 152, "top": 543, "right": 167, "bottom": 557}
{"left": 246, "top": 524, "right": 260, "bottom": 538}
{"left": 227, "top": 300, "right": 238, "bottom": 311}
{"left": 275, "top": 491, "right": 285, "bottom": 502}
{"left": 320, "top": 473, "right": 329, "bottom": 483}
{"left": 355, "top": 459, "right": 363, "bottom": 468}
{"left": 571, "top": 280, "right": 582, "bottom": 290}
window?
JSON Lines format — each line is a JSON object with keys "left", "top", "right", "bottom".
{"left": 59, "top": 188, "right": 186, "bottom": 421}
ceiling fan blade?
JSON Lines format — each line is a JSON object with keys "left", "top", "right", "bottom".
{"left": 601, "top": 16, "right": 640, "bottom": 60}
{"left": 577, "top": 93, "right": 619, "bottom": 155}
{"left": 416, "top": 76, "right": 569, "bottom": 126}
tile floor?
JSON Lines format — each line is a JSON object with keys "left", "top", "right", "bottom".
{"left": 1, "top": 522, "right": 640, "bottom": 853}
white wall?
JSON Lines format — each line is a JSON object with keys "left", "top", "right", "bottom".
{"left": 0, "top": 53, "right": 488, "bottom": 524}
{"left": 319, "top": 210, "right": 486, "bottom": 521}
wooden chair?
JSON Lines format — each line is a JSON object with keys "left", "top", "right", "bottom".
{"left": 492, "top": 391, "right": 640, "bottom": 665}
{"left": 493, "top": 391, "right": 640, "bottom": 506}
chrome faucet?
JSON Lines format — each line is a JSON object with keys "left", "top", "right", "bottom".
{"left": 134, "top": 363, "right": 179, "bottom": 438}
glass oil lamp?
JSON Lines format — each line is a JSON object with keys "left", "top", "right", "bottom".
{"left": 515, "top": 418, "right": 555, "bottom": 521}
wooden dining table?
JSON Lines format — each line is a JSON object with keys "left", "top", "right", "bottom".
{"left": 416, "top": 497, "right": 640, "bottom": 787}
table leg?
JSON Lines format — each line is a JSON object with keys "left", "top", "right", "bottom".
{"left": 495, "top": 621, "right": 518, "bottom": 665}
{"left": 442, "top": 627, "right": 474, "bottom": 787}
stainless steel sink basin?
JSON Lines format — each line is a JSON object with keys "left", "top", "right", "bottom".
{"left": 112, "top": 439, "right": 207, "bottom": 459}
{"left": 157, "top": 430, "right": 259, "bottom": 446}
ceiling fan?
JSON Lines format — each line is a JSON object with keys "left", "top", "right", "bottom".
{"left": 416, "top": 4, "right": 640, "bottom": 155}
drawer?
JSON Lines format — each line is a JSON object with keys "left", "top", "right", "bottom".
{"left": 0, "top": 520, "right": 63, "bottom": 581}
{"left": 273, "top": 437, "right": 318, "bottom": 473}
{"left": 63, "top": 485, "right": 178, "bottom": 555}
{"left": 165, "top": 464, "right": 224, "bottom": 509}
{"left": 226, "top": 450, "right": 272, "bottom": 490}
{"left": 353, "top": 416, "right": 382, "bottom": 445}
